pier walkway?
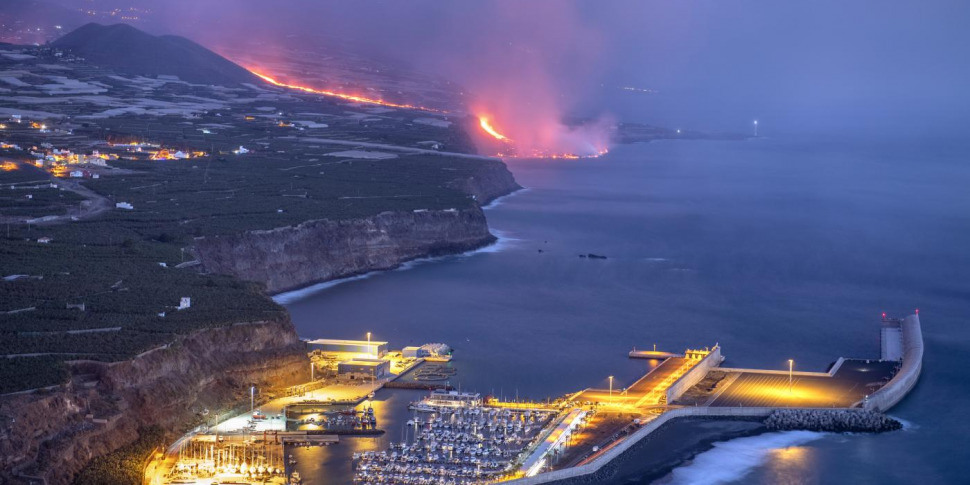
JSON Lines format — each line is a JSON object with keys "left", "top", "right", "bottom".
{"left": 576, "top": 357, "right": 692, "bottom": 409}
{"left": 506, "top": 313, "right": 923, "bottom": 485}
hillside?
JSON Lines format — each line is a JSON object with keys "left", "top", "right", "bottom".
{"left": 51, "top": 23, "right": 261, "bottom": 86}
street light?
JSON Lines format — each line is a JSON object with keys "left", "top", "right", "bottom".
{"left": 250, "top": 385, "right": 255, "bottom": 414}
{"left": 609, "top": 376, "right": 614, "bottom": 403}
{"left": 367, "top": 332, "right": 372, "bottom": 355}
{"left": 310, "top": 362, "right": 315, "bottom": 381}
{"left": 788, "top": 359, "right": 794, "bottom": 393}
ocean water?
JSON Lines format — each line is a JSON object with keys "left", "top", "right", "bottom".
{"left": 284, "top": 138, "right": 970, "bottom": 484}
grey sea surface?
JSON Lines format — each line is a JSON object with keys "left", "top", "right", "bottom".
{"left": 285, "top": 138, "right": 969, "bottom": 484}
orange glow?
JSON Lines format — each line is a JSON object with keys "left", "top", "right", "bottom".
{"left": 248, "top": 68, "right": 440, "bottom": 112}
{"left": 1, "top": 161, "right": 17, "bottom": 171}
{"left": 479, "top": 117, "right": 512, "bottom": 142}
{"left": 478, "top": 115, "right": 609, "bottom": 160}
{"left": 151, "top": 149, "right": 172, "bottom": 160}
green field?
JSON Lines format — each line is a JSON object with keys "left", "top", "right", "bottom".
{"left": 0, "top": 48, "right": 512, "bottom": 393}
{"left": 0, "top": 123, "right": 502, "bottom": 393}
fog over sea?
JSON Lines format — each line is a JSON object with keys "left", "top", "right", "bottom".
{"left": 283, "top": 137, "right": 969, "bottom": 484}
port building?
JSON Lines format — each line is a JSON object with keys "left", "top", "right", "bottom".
{"left": 337, "top": 358, "right": 390, "bottom": 380}
{"left": 307, "top": 338, "right": 388, "bottom": 358}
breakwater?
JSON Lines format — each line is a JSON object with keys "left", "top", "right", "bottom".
{"left": 507, "top": 408, "right": 899, "bottom": 485}
{"left": 764, "top": 409, "right": 901, "bottom": 433}
{"left": 509, "top": 313, "right": 924, "bottom": 485}
{"left": 864, "top": 314, "right": 923, "bottom": 412}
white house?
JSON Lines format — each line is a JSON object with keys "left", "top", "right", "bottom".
{"left": 178, "top": 297, "right": 191, "bottom": 310}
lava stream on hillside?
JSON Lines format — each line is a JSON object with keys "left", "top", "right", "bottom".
{"left": 247, "top": 68, "right": 443, "bottom": 112}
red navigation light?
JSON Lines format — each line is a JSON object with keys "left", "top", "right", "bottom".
{"left": 915, "top": 308, "right": 919, "bottom": 314}
{"left": 881, "top": 312, "right": 886, "bottom": 319}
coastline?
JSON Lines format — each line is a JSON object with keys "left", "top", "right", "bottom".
{"left": 273, "top": 187, "right": 525, "bottom": 305}
{"left": 609, "top": 418, "right": 768, "bottom": 484}
{"left": 481, "top": 186, "right": 528, "bottom": 210}
{"left": 271, "top": 230, "right": 513, "bottom": 305}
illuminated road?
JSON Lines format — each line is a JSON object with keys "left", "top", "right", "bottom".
{"left": 708, "top": 360, "right": 897, "bottom": 408}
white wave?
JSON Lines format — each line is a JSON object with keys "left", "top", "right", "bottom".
{"left": 662, "top": 430, "right": 826, "bottom": 485}
{"left": 272, "top": 271, "right": 379, "bottom": 304}
{"left": 482, "top": 187, "right": 528, "bottom": 210}
{"left": 471, "top": 229, "right": 520, "bottom": 254}
{"left": 273, "top": 230, "right": 518, "bottom": 304}
{"left": 394, "top": 229, "right": 519, "bottom": 273}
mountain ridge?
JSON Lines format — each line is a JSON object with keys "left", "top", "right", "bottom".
{"left": 52, "top": 23, "right": 261, "bottom": 86}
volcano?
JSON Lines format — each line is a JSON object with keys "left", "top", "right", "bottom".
{"left": 52, "top": 23, "right": 261, "bottom": 86}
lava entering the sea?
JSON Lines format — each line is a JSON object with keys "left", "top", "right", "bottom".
{"left": 476, "top": 115, "right": 610, "bottom": 160}
{"left": 479, "top": 117, "right": 512, "bottom": 142}
{"left": 248, "top": 68, "right": 442, "bottom": 112}
{"left": 246, "top": 67, "right": 608, "bottom": 160}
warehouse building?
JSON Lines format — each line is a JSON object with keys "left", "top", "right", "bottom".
{"left": 307, "top": 338, "right": 388, "bottom": 358}
{"left": 337, "top": 358, "right": 391, "bottom": 380}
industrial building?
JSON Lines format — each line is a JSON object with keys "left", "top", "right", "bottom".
{"left": 337, "top": 358, "right": 390, "bottom": 380}
{"left": 307, "top": 338, "right": 388, "bottom": 358}
{"left": 402, "top": 343, "right": 452, "bottom": 359}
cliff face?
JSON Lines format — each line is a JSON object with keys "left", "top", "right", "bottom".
{"left": 446, "top": 158, "right": 522, "bottom": 205}
{"left": 194, "top": 206, "right": 498, "bottom": 294}
{"left": 0, "top": 317, "right": 308, "bottom": 485}
{"left": 0, "top": 158, "right": 520, "bottom": 484}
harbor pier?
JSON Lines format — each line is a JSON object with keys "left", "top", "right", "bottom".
{"left": 504, "top": 313, "right": 923, "bottom": 484}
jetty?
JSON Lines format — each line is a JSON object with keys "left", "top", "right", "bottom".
{"left": 505, "top": 313, "right": 923, "bottom": 484}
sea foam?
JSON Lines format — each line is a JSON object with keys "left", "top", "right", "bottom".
{"left": 272, "top": 271, "right": 378, "bottom": 304}
{"left": 482, "top": 187, "right": 528, "bottom": 210}
{"left": 662, "top": 430, "right": 826, "bottom": 485}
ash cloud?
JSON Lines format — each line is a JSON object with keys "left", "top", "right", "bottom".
{"left": 48, "top": 0, "right": 970, "bottom": 141}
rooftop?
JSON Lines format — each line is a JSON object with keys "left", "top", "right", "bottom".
{"left": 307, "top": 338, "right": 389, "bottom": 346}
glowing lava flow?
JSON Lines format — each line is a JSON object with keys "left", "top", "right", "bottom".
{"left": 477, "top": 115, "right": 609, "bottom": 159}
{"left": 478, "top": 117, "right": 512, "bottom": 142}
{"left": 249, "top": 69, "right": 441, "bottom": 112}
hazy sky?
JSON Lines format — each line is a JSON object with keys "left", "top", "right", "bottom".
{"left": 74, "top": 0, "right": 970, "bottom": 138}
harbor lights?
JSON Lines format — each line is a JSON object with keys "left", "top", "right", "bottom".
{"left": 788, "top": 359, "right": 794, "bottom": 393}
{"left": 608, "top": 376, "right": 614, "bottom": 403}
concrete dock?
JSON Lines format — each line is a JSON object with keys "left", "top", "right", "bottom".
{"left": 504, "top": 313, "right": 923, "bottom": 484}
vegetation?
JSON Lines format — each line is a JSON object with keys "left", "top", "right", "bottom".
{"left": 0, "top": 355, "right": 69, "bottom": 394}
{"left": 0, "top": 49, "right": 505, "bottom": 393}
{"left": 74, "top": 425, "right": 166, "bottom": 485}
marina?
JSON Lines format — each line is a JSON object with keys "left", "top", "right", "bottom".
{"left": 353, "top": 392, "right": 562, "bottom": 484}
{"left": 149, "top": 313, "right": 922, "bottom": 485}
